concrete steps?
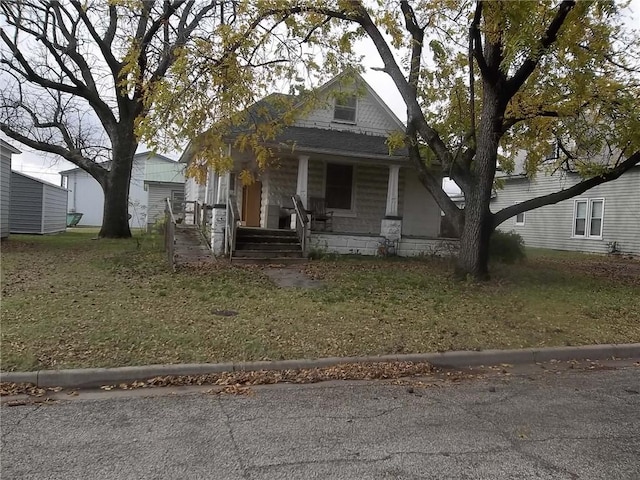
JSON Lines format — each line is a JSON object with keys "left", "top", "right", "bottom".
{"left": 231, "top": 227, "right": 305, "bottom": 265}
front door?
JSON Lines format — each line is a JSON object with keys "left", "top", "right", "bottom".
{"left": 242, "top": 181, "right": 262, "bottom": 227}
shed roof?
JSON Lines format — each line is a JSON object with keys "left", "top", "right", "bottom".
{"left": 1, "top": 139, "right": 22, "bottom": 155}
{"left": 11, "top": 170, "right": 67, "bottom": 191}
{"left": 144, "top": 161, "right": 185, "bottom": 184}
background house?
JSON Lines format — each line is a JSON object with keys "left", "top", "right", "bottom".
{"left": 1, "top": 139, "right": 20, "bottom": 239}
{"left": 491, "top": 164, "right": 640, "bottom": 256}
{"left": 60, "top": 152, "right": 185, "bottom": 230}
{"left": 9, "top": 171, "right": 67, "bottom": 235}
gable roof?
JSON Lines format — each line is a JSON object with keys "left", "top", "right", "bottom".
{"left": 179, "top": 70, "right": 407, "bottom": 163}
{"left": 59, "top": 151, "right": 177, "bottom": 175}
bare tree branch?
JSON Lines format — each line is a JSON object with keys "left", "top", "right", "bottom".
{"left": 492, "top": 151, "right": 640, "bottom": 227}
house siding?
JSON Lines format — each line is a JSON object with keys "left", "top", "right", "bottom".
{"left": 491, "top": 168, "right": 640, "bottom": 255}
{"left": 9, "top": 172, "right": 44, "bottom": 234}
{"left": 185, "top": 176, "right": 206, "bottom": 203}
{"left": 294, "top": 85, "right": 401, "bottom": 136}
{"left": 41, "top": 184, "right": 68, "bottom": 233}
{"left": 1, "top": 153, "right": 11, "bottom": 238}
{"left": 147, "top": 183, "right": 185, "bottom": 228}
{"left": 401, "top": 173, "right": 441, "bottom": 237}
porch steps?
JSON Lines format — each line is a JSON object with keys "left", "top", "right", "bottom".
{"left": 232, "top": 227, "right": 306, "bottom": 265}
{"left": 173, "top": 224, "right": 213, "bottom": 266}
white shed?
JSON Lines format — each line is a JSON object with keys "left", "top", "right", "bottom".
{"left": 9, "top": 171, "right": 68, "bottom": 234}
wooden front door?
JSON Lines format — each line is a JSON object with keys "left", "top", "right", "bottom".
{"left": 242, "top": 181, "right": 262, "bottom": 227}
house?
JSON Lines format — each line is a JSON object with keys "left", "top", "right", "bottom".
{"left": 60, "top": 152, "right": 185, "bottom": 230}
{"left": 180, "top": 72, "right": 453, "bottom": 259}
{"left": 1, "top": 139, "right": 21, "bottom": 239}
{"left": 9, "top": 171, "right": 68, "bottom": 235}
{"left": 491, "top": 164, "right": 640, "bottom": 256}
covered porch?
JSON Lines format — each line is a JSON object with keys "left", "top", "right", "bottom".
{"left": 208, "top": 149, "right": 450, "bottom": 259}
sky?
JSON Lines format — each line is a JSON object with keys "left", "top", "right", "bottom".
{"left": 3, "top": 0, "right": 638, "bottom": 194}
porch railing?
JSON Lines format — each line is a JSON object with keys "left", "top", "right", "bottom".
{"left": 291, "top": 194, "right": 309, "bottom": 254}
{"left": 164, "top": 197, "right": 177, "bottom": 271}
{"left": 226, "top": 193, "right": 240, "bottom": 257}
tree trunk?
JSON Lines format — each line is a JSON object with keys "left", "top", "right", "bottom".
{"left": 454, "top": 80, "right": 504, "bottom": 280}
{"left": 455, "top": 195, "right": 493, "bottom": 280}
{"left": 98, "top": 138, "right": 136, "bottom": 238}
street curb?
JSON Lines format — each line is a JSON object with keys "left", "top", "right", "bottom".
{"left": 1, "top": 343, "right": 639, "bottom": 390}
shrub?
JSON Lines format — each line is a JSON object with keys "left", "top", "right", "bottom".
{"left": 490, "top": 230, "right": 526, "bottom": 264}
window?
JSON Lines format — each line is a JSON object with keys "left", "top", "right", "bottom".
{"left": 325, "top": 163, "right": 353, "bottom": 210}
{"left": 333, "top": 94, "right": 357, "bottom": 123}
{"left": 514, "top": 202, "right": 525, "bottom": 226}
{"left": 573, "top": 198, "right": 604, "bottom": 238}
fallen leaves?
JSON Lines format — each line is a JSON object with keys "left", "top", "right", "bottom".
{"left": 1, "top": 361, "right": 436, "bottom": 397}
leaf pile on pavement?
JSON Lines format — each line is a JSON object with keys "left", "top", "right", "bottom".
{"left": 1, "top": 362, "right": 436, "bottom": 396}
{"left": 0, "top": 383, "right": 62, "bottom": 397}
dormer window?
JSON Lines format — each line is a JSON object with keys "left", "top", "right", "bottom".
{"left": 333, "top": 94, "right": 357, "bottom": 123}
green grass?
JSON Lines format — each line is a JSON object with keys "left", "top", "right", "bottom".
{"left": 1, "top": 231, "right": 639, "bottom": 371}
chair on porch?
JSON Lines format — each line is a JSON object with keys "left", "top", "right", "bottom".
{"left": 309, "top": 197, "right": 333, "bottom": 232}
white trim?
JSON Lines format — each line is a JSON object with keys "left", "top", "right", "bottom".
{"left": 572, "top": 197, "right": 605, "bottom": 239}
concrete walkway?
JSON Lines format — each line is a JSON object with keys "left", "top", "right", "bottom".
{"left": 2, "top": 360, "right": 639, "bottom": 479}
{"left": 263, "top": 266, "right": 323, "bottom": 288}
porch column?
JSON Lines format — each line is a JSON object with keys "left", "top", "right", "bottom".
{"left": 216, "top": 171, "right": 230, "bottom": 204}
{"left": 381, "top": 164, "right": 402, "bottom": 243}
{"left": 296, "top": 155, "right": 309, "bottom": 207}
{"left": 292, "top": 155, "right": 310, "bottom": 229}
{"left": 211, "top": 171, "right": 231, "bottom": 256}
{"left": 385, "top": 164, "right": 400, "bottom": 217}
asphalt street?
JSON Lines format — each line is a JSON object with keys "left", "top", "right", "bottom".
{"left": 1, "top": 361, "right": 639, "bottom": 479}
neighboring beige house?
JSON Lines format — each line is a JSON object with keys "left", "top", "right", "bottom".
{"left": 491, "top": 165, "right": 640, "bottom": 256}
{"left": 181, "top": 72, "right": 452, "bottom": 258}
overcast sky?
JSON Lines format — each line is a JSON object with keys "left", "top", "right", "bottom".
{"left": 3, "top": 0, "right": 638, "bottom": 195}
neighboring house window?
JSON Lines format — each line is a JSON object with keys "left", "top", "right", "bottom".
{"left": 514, "top": 202, "right": 525, "bottom": 226}
{"left": 333, "top": 94, "right": 357, "bottom": 123}
{"left": 325, "top": 163, "right": 353, "bottom": 210}
{"left": 545, "top": 141, "right": 560, "bottom": 161}
{"left": 573, "top": 198, "right": 604, "bottom": 238}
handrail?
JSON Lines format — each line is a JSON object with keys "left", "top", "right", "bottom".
{"left": 226, "top": 193, "right": 240, "bottom": 257}
{"left": 291, "top": 194, "right": 308, "bottom": 255}
{"left": 164, "top": 197, "right": 177, "bottom": 271}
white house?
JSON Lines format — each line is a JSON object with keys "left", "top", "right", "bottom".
{"left": 181, "top": 72, "right": 454, "bottom": 259}
{"left": 60, "top": 152, "right": 185, "bottom": 230}
{"left": 491, "top": 165, "right": 640, "bottom": 256}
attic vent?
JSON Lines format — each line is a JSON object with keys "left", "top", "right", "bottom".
{"left": 333, "top": 94, "right": 357, "bottom": 123}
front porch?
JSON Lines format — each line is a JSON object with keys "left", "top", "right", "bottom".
{"left": 207, "top": 151, "right": 455, "bottom": 260}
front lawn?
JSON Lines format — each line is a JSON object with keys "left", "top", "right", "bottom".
{"left": 1, "top": 231, "right": 639, "bottom": 371}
